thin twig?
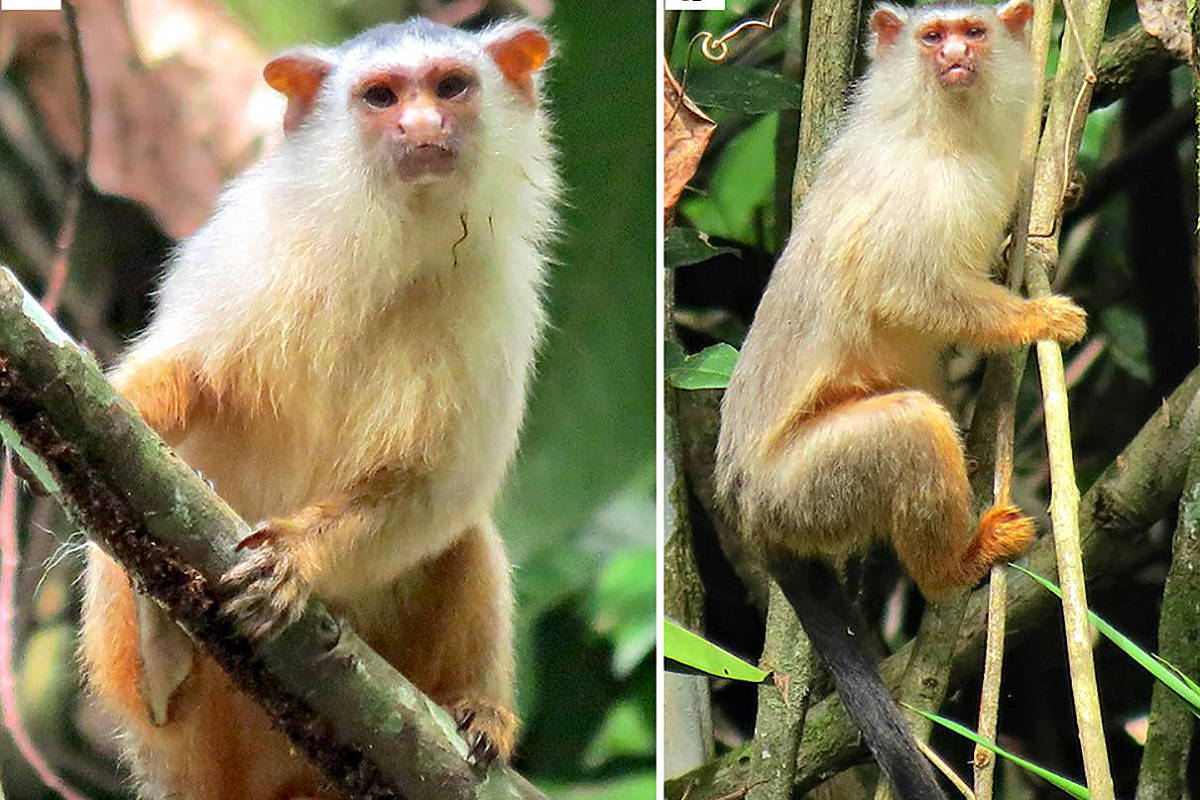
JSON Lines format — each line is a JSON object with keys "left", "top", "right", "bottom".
{"left": 42, "top": 0, "right": 91, "bottom": 315}
{"left": 1020, "top": 0, "right": 1118, "bottom": 792}
{"left": 972, "top": 568, "right": 1007, "bottom": 799}
{"left": 694, "top": 3, "right": 784, "bottom": 63}
{"left": 916, "top": 739, "right": 975, "bottom": 800}
{"left": 973, "top": 1, "right": 1055, "bottom": 794}
{"left": 1031, "top": 151, "right": 1119, "bottom": 800}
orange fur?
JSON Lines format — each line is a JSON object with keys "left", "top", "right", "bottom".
{"left": 82, "top": 551, "right": 322, "bottom": 800}
{"left": 361, "top": 522, "right": 517, "bottom": 759}
{"left": 959, "top": 504, "right": 1035, "bottom": 577}
{"left": 80, "top": 523, "right": 517, "bottom": 797}
{"left": 79, "top": 551, "right": 142, "bottom": 719}
{"left": 109, "top": 357, "right": 204, "bottom": 445}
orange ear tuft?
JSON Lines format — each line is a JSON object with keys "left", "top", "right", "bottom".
{"left": 263, "top": 53, "right": 333, "bottom": 135}
{"left": 996, "top": 0, "right": 1033, "bottom": 37}
{"left": 485, "top": 27, "right": 550, "bottom": 105}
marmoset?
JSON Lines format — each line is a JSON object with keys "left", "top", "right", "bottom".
{"left": 79, "top": 18, "right": 557, "bottom": 800}
{"left": 715, "top": 2, "right": 1084, "bottom": 797}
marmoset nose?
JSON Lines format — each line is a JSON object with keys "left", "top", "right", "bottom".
{"left": 939, "top": 38, "right": 968, "bottom": 64}
{"left": 398, "top": 104, "right": 445, "bottom": 144}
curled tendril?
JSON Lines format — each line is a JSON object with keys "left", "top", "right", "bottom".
{"left": 669, "top": 2, "right": 785, "bottom": 129}
{"left": 694, "top": 1, "right": 784, "bottom": 64}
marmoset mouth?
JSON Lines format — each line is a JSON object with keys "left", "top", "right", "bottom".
{"left": 394, "top": 144, "right": 457, "bottom": 182}
{"left": 939, "top": 64, "right": 976, "bottom": 85}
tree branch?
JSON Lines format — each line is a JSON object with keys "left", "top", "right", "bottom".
{"left": 1090, "top": 23, "right": 1179, "bottom": 110}
{"left": 790, "top": 0, "right": 863, "bottom": 207}
{"left": 1132, "top": 448, "right": 1200, "bottom": 800}
{"left": 749, "top": 0, "right": 862, "bottom": 796}
{"left": 0, "top": 268, "right": 547, "bottom": 800}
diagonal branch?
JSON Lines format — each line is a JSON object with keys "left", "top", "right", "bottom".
{"left": 0, "top": 268, "right": 547, "bottom": 800}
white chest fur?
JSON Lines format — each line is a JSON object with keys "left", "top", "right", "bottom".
{"left": 130, "top": 158, "right": 550, "bottom": 597}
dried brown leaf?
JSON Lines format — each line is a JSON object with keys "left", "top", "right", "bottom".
{"left": 664, "top": 60, "right": 715, "bottom": 225}
{"left": 1137, "top": 0, "right": 1192, "bottom": 61}
{"left": 6, "top": 0, "right": 280, "bottom": 238}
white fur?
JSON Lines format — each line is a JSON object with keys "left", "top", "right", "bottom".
{"left": 116, "top": 22, "right": 559, "bottom": 601}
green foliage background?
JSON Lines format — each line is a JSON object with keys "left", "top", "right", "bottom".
{"left": 0, "top": 2, "right": 655, "bottom": 798}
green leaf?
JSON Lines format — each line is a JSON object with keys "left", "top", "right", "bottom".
{"left": 679, "top": 114, "right": 777, "bottom": 247}
{"left": 1011, "top": 564, "right": 1200, "bottom": 714}
{"left": 687, "top": 65, "right": 803, "bottom": 114}
{"left": 581, "top": 699, "right": 655, "bottom": 768}
{"left": 588, "top": 548, "right": 656, "bottom": 678}
{"left": 1151, "top": 655, "right": 1200, "bottom": 718}
{"left": 664, "top": 618, "right": 768, "bottom": 682}
{"left": 1155, "top": 653, "right": 1200, "bottom": 696}
{"left": 664, "top": 227, "right": 739, "bottom": 269}
{"left": 1099, "top": 306, "right": 1151, "bottom": 384}
{"left": 905, "top": 706, "right": 1090, "bottom": 799}
{"left": 666, "top": 343, "right": 739, "bottom": 390}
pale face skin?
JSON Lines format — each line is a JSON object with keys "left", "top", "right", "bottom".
{"left": 350, "top": 58, "right": 483, "bottom": 182}
{"left": 868, "top": 0, "right": 1033, "bottom": 90}
{"left": 914, "top": 15, "right": 993, "bottom": 87}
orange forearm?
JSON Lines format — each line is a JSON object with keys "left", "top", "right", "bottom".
{"left": 109, "top": 357, "right": 202, "bottom": 444}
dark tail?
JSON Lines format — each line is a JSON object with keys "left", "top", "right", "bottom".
{"left": 766, "top": 547, "right": 950, "bottom": 800}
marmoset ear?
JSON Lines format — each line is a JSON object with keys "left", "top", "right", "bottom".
{"left": 870, "top": 4, "right": 908, "bottom": 54}
{"left": 264, "top": 52, "right": 334, "bottom": 134}
{"left": 482, "top": 24, "right": 551, "bottom": 105}
{"left": 996, "top": 0, "right": 1034, "bottom": 38}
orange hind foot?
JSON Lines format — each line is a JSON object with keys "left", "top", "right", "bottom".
{"left": 915, "top": 504, "right": 1035, "bottom": 600}
{"left": 965, "top": 504, "right": 1035, "bottom": 578}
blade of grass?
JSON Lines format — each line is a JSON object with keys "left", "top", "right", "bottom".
{"left": 1151, "top": 654, "right": 1200, "bottom": 704}
{"left": 904, "top": 706, "right": 1090, "bottom": 800}
{"left": 1010, "top": 564, "right": 1200, "bottom": 712}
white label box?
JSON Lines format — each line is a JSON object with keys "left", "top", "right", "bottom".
{"left": 664, "top": 0, "right": 726, "bottom": 10}
{"left": 1, "top": 0, "right": 63, "bottom": 9}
